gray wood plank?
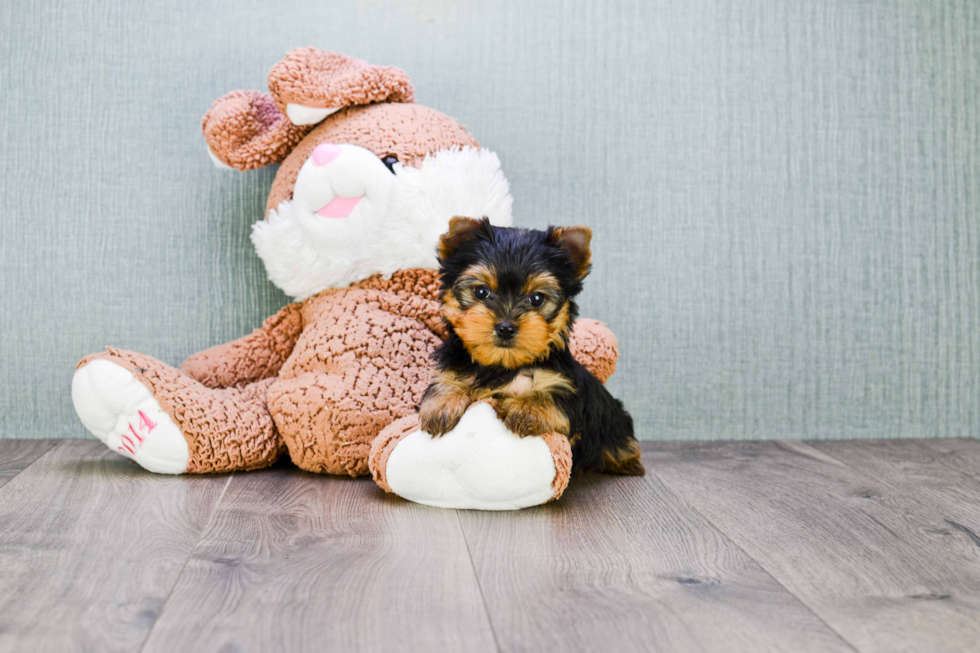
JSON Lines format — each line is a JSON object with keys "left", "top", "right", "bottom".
{"left": 917, "top": 438, "right": 980, "bottom": 479}
{"left": 647, "top": 440, "right": 980, "bottom": 653}
{"left": 0, "top": 440, "right": 230, "bottom": 653}
{"left": 141, "top": 467, "right": 498, "bottom": 653}
{"left": 809, "top": 439, "right": 980, "bottom": 539}
{"left": 0, "top": 439, "right": 58, "bottom": 490}
{"left": 456, "top": 470, "right": 855, "bottom": 653}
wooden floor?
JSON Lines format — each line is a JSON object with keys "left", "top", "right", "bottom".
{"left": 1, "top": 439, "right": 980, "bottom": 652}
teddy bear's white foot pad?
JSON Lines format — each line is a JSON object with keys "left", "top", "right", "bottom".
{"left": 72, "top": 360, "right": 189, "bottom": 474}
{"left": 384, "top": 403, "right": 559, "bottom": 511}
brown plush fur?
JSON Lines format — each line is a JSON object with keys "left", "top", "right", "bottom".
{"left": 267, "top": 47, "right": 414, "bottom": 115}
{"left": 78, "top": 269, "right": 619, "bottom": 475}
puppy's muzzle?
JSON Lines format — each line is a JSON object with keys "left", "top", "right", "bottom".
{"left": 494, "top": 321, "right": 517, "bottom": 341}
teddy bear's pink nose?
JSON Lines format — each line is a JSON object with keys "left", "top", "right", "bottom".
{"left": 311, "top": 143, "right": 342, "bottom": 166}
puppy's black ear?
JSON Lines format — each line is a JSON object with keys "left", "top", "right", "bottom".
{"left": 549, "top": 226, "right": 592, "bottom": 279}
{"left": 439, "top": 216, "right": 489, "bottom": 260}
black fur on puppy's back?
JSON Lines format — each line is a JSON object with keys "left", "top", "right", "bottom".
{"left": 555, "top": 354, "right": 640, "bottom": 475}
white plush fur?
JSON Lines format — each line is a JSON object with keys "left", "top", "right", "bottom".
{"left": 72, "top": 360, "right": 189, "bottom": 474}
{"left": 285, "top": 103, "right": 340, "bottom": 125}
{"left": 252, "top": 145, "right": 513, "bottom": 300}
{"left": 207, "top": 147, "right": 234, "bottom": 170}
{"left": 385, "top": 403, "right": 558, "bottom": 510}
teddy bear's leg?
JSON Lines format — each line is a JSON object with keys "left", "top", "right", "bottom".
{"left": 72, "top": 349, "right": 282, "bottom": 474}
{"left": 267, "top": 372, "right": 404, "bottom": 477}
{"left": 368, "top": 402, "right": 572, "bottom": 510}
{"left": 178, "top": 302, "right": 303, "bottom": 390}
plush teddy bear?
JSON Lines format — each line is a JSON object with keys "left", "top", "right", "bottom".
{"left": 71, "top": 48, "right": 621, "bottom": 509}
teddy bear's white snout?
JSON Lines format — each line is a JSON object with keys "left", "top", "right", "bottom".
{"left": 292, "top": 143, "right": 395, "bottom": 225}
{"left": 306, "top": 144, "right": 363, "bottom": 218}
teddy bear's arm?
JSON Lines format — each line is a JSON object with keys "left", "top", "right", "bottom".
{"left": 179, "top": 302, "right": 304, "bottom": 389}
{"left": 569, "top": 318, "right": 620, "bottom": 384}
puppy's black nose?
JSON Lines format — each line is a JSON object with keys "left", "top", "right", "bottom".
{"left": 494, "top": 322, "right": 517, "bottom": 340}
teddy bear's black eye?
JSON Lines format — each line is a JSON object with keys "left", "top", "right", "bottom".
{"left": 381, "top": 155, "right": 398, "bottom": 174}
{"left": 474, "top": 285, "right": 491, "bottom": 300}
{"left": 528, "top": 292, "right": 545, "bottom": 307}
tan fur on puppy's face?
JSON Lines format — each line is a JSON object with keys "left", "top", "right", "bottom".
{"left": 521, "top": 271, "right": 560, "bottom": 299}
{"left": 520, "top": 272, "right": 572, "bottom": 351}
{"left": 460, "top": 264, "right": 498, "bottom": 292}
{"left": 543, "top": 302, "right": 572, "bottom": 351}
{"left": 443, "top": 296, "right": 569, "bottom": 368}
{"left": 442, "top": 284, "right": 573, "bottom": 370}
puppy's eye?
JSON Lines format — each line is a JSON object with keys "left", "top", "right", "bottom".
{"left": 474, "top": 285, "right": 491, "bottom": 300}
{"left": 528, "top": 292, "right": 545, "bottom": 307}
{"left": 381, "top": 155, "right": 398, "bottom": 174}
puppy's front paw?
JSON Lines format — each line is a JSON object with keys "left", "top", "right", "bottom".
{"left": 502, "top": 409, "right": 548, "bottom": 437}
{"left": 495, "top": 399, "right": 569, "bottom": 438}
{"left": 419, "top": 396, "right": 469, "bottom": 437}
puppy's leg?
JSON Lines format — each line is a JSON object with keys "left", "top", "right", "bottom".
{"left": 601, "top": 439, "right": 646, "bottom": 476}
{"left": 497, "top": 395, "right": 570, "bottom": 437}
{"left": 419, "top": 370, "right": 476, "bottom": 437}
{"left": 495, "top": 370, "right": 573, "bottom": 437}
{"left": 593, "top": 402, "right": 645, "bottom": 476}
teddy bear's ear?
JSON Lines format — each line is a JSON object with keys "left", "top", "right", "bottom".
{"left": 202, "top": 90, "right": 310, "bottom": 171}
{"left": 267, "top": 48, "right": 414, "bottom": 126}
{"left": 548, "top": 226, "right": 593, "bottom": 280}
{"left": 438, "top": 216, "right": 490, "bottom": 261}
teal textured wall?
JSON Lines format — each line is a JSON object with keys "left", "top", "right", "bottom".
{"left": 1, "top": 0, "right": 978, "bottom": 440}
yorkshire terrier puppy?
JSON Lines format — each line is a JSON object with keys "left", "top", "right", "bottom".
{"left": 419, "top": 216, "right": 644, "bottom": 475}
